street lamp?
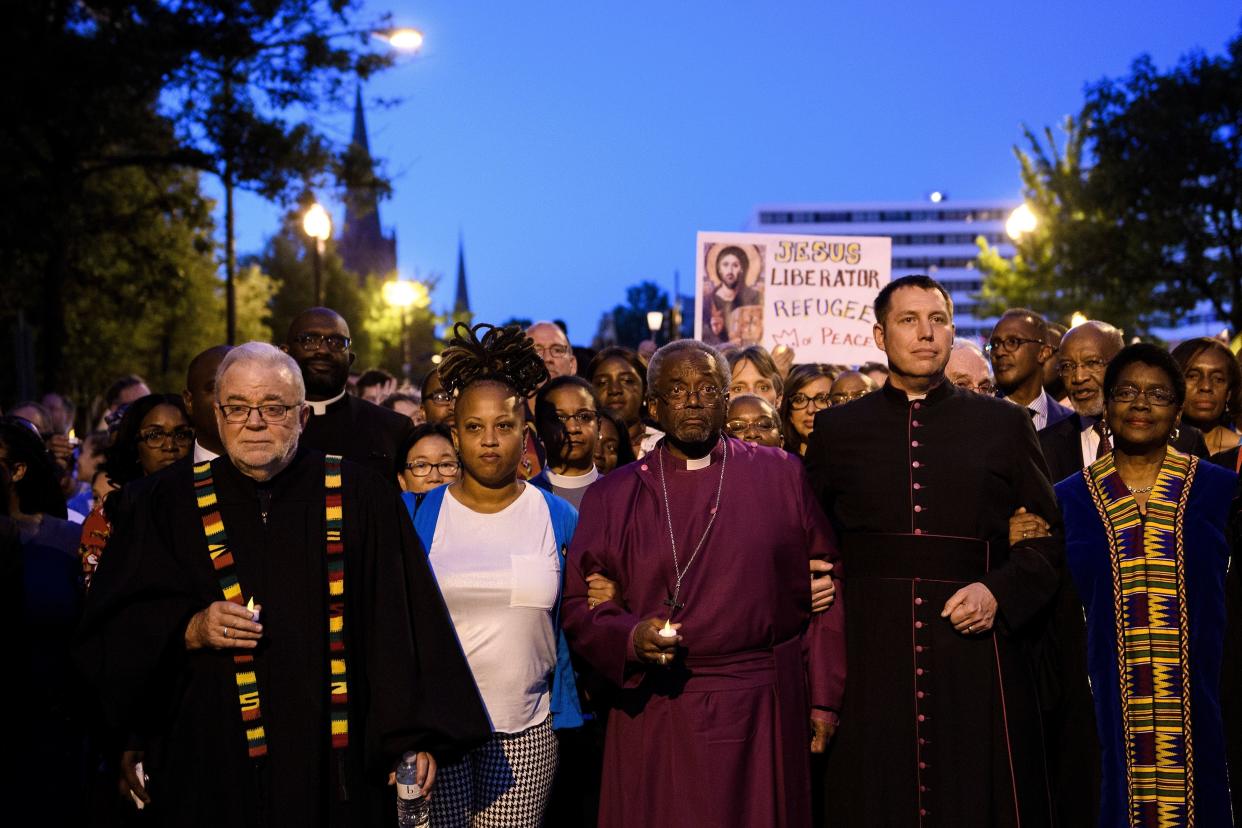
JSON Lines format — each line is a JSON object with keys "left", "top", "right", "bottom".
{"left": 383, "top": 279, "right": 423, "bottom": 380}
{"left": 302, "top": 202, "right": 332, "bottom": 306}
{"left": 375, "top": 28, "right": 425, "bottom": 51}
{"left": 647, "top": 310, "right": 665, "bottom": 345}
{"left": 1005, "top": 203, "right": 1038, "bottom": 241}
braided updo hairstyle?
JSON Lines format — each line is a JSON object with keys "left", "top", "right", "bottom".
{"left": 437, "top": 322, "right": 549, "bottom": 403}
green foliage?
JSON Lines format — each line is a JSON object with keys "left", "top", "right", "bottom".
{"left": 978, "top": 29, "right": 1242, "bottom": 336}
{"left": 607, "top": 281, "right": 671, "bottom": 348}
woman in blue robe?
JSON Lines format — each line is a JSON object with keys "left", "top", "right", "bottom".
{"left": 1054, "top": 344, "right": 1235, "bottom": 827}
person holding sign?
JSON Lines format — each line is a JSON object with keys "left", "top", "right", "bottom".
{"left": 805, "top": 275, "right": 1062, "bottom": 826}
{"left": 562, "top": 339, "right": 845, "bottom": 828}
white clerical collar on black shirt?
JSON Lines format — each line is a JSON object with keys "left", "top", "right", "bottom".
{"left": 306, "top": 389, "right": 347, "bottom": 416}
{"left": 193, "top": 441, "right": 220, "bottom": 463}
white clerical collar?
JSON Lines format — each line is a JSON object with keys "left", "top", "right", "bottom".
{"left": 685, "top": 454, "right": 713, "bottom": 471}
{"left": 546, "top": 466, "right": 600, "bottom": 489}
{"left": 193, "top": 441, "right": 220, "bottom": 463}
{"left": 905, "top": 392, "right": 927, "bottom": 401}
{"left": 306, "top": 389, "right": 347, "bottom": 416}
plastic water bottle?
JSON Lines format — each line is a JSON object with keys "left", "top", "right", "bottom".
{"left": 396, "top": 752, "right": 430, "bottom": 827}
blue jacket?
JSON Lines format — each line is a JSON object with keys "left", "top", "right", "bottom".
{"left": 402, "top": 485, "right": 584, "bottom": 731}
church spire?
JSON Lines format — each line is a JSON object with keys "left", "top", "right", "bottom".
{"left": 351, "top": 86, "right": 370, "bottom": 154}
{"left": 453, "top": 234, "right": 471, "bottom": 316}
{"left": 339, "top": 85, "right": 395, "bottom": 280}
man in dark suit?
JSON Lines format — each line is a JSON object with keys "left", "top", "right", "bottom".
{"left": 1039, "top": 320, "right": 1207, "bottom": 485}
{"left": 282, "top": 307, "right": 415, "bottom": 483}
{"left": 987, "top": 308, "right": 1073, "bottom": 431}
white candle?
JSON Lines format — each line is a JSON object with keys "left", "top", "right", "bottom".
{"left": 659, "top": 620, "right": 677, "bottom": 639}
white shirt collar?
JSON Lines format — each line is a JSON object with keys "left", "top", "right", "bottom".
{"left": 685, "top": 454, "right": 713, "bottom": 471}
{"left": 193, "top": 441, "right": 220, "bottom": 463}
{"left": 306, "top": 388, "right": 348, "bottom": 416}
{"left": 545, "top": 466, "right": 600, "bottom": 489}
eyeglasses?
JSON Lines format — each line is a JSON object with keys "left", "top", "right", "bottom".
{"left": 984, "top": 336, "right": 1045, "bottom": 353}
{"left": 139, "top": 427, "right": 195, "bottom": 448}
{"left": 292, "top": 333, "right": 350, "bottom": 352}
{"left": 425, "top": 391, "right": 453, "bottom": 406}
{"left": 1056, "top": 358, "right": 1109, "bottom": 377}
{"left": 655, "top": 383, "right": 724, "bottom": 408}
{"left": 534, "top": 344, "right": 571, "bottom": 359}
{"left": 218, "top": 403, "right": 301, "bottom": 424}
{"left": 725, "top": 418, "right": 779, "bottom": 435}
{"left": 404, "top": 460, "right": 460, "bottom": 477}
{"left": 788, "top": 392, "right": 832, "bottom": 410}
{"left": 1110, "top": 385, "right": 1177, "bottom": 407}
{"left": 553, "top": 411, "right": 599, "bottom": 426}
{"left": 828, "top": 390, "right": 870, "bottom": 405}
{"left": 953, "top": 380, "right": 997, "bottom": 395}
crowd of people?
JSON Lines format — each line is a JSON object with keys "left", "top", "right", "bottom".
{"left": 5, "top": 273, "right": 1241, "bottom": 827}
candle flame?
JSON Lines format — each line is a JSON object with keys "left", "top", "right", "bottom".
{"left": 246, "top": 597, "right": 255, "bottom": 612}
{"left": 662, "top": 620, "right": 673, "bottom": 635}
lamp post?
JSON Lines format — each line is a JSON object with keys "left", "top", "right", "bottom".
{"left": 302, "top": 202, "right": 332, "bottom": 305}
{"left": 383, "top": 279, "right": 422, "bottom": 380}
{"left": 647, "top": 310, "right": 665, "bottom": 345}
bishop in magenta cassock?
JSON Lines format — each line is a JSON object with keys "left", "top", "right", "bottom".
{"left": 562, "top": 341, "right": 846, "bottom": 828}
{"left": 805, "top": 276, "right": 1063, "bottom": 826}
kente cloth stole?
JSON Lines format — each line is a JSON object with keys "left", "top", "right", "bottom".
{"left": 1085, "top": 448, "right": 1197, "bottom": 827}
{"left": 193, "top": 455, "right": 350, "bottom": 760}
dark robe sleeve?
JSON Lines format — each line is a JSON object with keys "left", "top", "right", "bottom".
{"left": 73, "top": 476, "right": 202, "bottom": 737}
{"left": 980, "top": 405, "right": 1064, "bottom": 632}
{"left": 803, "top": 409, "right": 835, "bottom": 520}
{"left": 562, "top": 483, "right": 647, "bottom": 689}
{"left": 361, "top": 474, "right": 490, "bottom": 774}
{"left": 798, "top": 469, "right": 846, "bottom": 714}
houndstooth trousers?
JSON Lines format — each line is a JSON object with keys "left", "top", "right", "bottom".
{"left": 430, "top": 716, "right": 559, "bottom": 828}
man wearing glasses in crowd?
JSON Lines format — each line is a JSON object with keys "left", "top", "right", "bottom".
{"left": 986, "top": 308, "right": 1073, "bottom": 431}
{"left": 282, "top": 307, "right": 415, "bottom": 483}
{"left": 946, "top": 338, "right": 996, "bottom": 395}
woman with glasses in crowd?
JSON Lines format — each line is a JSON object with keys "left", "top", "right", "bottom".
{"left": 1033, "top": 343, "right": 1236, "bottom": 826}
{"left": 78, "top": 394, "right": 193, "bottom": 590}
{"left": 723, "top": 394, "right": 784, "bottom": 448}
{"left": 397, "top": 423, "right": 459, "bottom": 496}
{"left": 780, "top": 364, "right": 836, "bottom": 456}
{"left": 403, "top": 323, "right": 583, "bottom": 827}
{"left": 534, "top": 377, "right": 603, "bottom": 510}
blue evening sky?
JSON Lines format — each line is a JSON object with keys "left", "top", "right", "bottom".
{"left": 226, "top": 1, "right": 1241, "bottom": 345}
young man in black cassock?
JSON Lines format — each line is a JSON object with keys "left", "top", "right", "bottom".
{"left": 76, "top": 343, "right": 488, "bottom": 827}
{"left": 284, "top": 307, "right": 416, "bottom": 482}
{"left": 805, "top": 275, "right": 1064, "bottom": 826}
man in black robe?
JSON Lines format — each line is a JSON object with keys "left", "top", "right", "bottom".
{"left": 805, "top": 275, "right": 1062, "bottom": 826}
{"left": 283, "top": 307, "right": 415, "bottom": 481}
{"left": 76, "top": 342, "right": 488, "bottom": 827}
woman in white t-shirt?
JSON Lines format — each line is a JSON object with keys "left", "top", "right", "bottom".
{"left": 404, "top": 323, "right": 582, "bottom": 828}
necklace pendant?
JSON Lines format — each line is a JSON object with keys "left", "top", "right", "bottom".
{"left": 663, "top": 594, "right": 684, "bottom": 613}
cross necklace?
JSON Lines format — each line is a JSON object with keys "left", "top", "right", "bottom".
{"left": 657, "top": 436, "right": 728, "bottom": 618}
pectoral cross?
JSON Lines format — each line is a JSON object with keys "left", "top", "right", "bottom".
{"left": 663, "top": 593, "right": 684, "bottom": 613}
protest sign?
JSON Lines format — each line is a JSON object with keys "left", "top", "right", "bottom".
{"left": 694, "top": 231, "right": 891, "bottom": 365}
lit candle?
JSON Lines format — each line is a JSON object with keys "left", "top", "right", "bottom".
{"left": 659, "top": 620, "right": 677, "bottom": 639}
{"left": 247, "top": 596, "right": 260, "bottom": 622}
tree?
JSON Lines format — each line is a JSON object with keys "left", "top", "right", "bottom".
{"left": 0, "top": 0, "right": 402, "bottom": 398}
{"left": 605, "top": 281, "right": 671, "bottom": 348}
{"left": 1083, "top": 34, "right": 1242, "bottom": 332}
{"left": 974, "top": 118, "right": 1141, "bottom": 331}
{"left": 977, "top": 29, "right": 1242, "bottom": 336}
